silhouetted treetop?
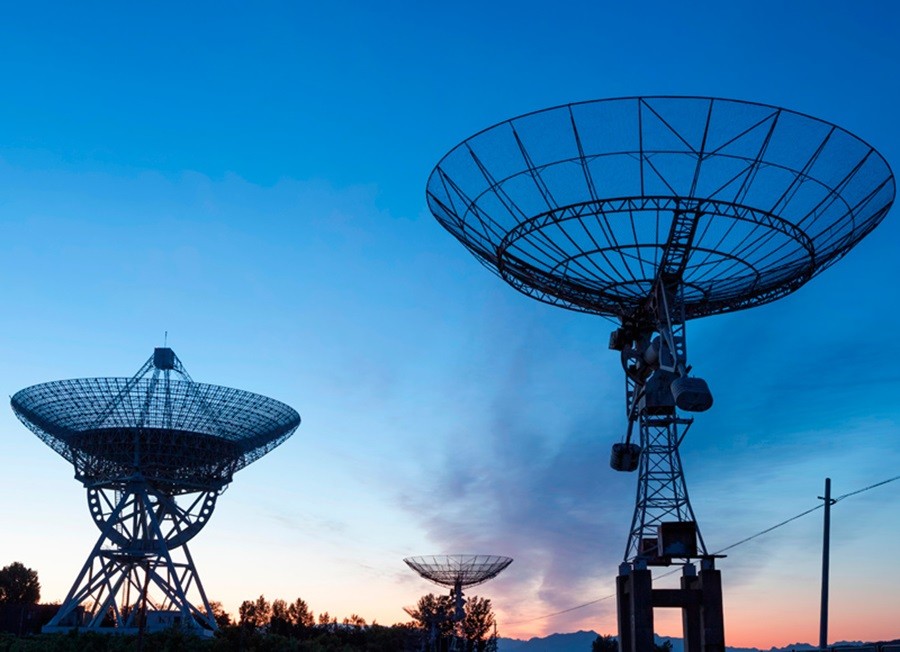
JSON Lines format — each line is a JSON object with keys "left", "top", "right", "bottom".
{"left": 0, "top": 562, "right": 40, "bottom": 604}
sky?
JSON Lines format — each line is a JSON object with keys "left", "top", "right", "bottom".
{"left": 0, "top": 1, "right": 898, "bottom": 648}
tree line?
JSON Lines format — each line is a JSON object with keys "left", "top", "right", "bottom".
{"left": 0, "top": 562, "right": 498, "bottom": 651}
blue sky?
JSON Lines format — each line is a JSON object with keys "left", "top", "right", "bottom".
{"left": 0, "top": 1, "right": 898, "bottom": 647}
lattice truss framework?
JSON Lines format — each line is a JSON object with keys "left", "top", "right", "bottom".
{"left": 44, "top": 484, "right": 217, "bottom": 633}
{"left": 404, "top": 555, "right": 513, "bottom": 589}
{"left": 624, "top": 414, "right": 703, "bottom": 561}
{"left": 426, "top": 96, "right": 895, "bottom": 321}
{"left": 618, "top": 287, "right": 708, "bottom": 563}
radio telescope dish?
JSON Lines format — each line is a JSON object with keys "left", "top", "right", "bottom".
{"left": 427, "top": 96, "right": 893, "bottom": 321}
{"left": 404, "top": 555, "right": 513, "bottom": 589}
{"left": 405, "top": 555, "right": 512, "bottom": 624}
{"left": 426, "top": 96, "right": 893, "bottom": 650}
{"left": 11, "top": 348, "right": 301, "bottom": 635}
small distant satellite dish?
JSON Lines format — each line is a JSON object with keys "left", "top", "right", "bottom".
{"left": 405, "top": 554, "right": 512, "bottom": 621}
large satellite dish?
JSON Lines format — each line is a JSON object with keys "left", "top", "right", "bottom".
{"left": 426, "top": 96, "right": 894, "bottom": 650}
{"left": 428, "top": 96, "right": 893, "bottom": 322}
{"left": 12, "top": 348, "right": 301, "bottom": 634}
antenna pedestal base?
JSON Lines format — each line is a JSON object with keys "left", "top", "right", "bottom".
{"left": 616, "top": 560, "right": 725, "bottom": 652}
{"left": 44, "top": 479, "right": 217, "bottom": 635}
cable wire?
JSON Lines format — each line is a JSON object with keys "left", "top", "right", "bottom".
{"left": 504, "top": 473, "right": 900, "bottom": 625}
{"left": 711, "top": 503, "right": 824, "bottom": 556}
{"left": 834, "top": 474, "right": 900, "bottom": 503}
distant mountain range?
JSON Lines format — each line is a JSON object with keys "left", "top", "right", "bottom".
{"left": 496, "top": 631, "right": 882, "bottom": 652}
{"left": 498, "top": 631, "right": 600, "bottom": 652}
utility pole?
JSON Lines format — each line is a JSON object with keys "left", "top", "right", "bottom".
{"left": 819, "top": 477, "right": 836, "bottom": 650}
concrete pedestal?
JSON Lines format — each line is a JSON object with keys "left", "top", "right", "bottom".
{"left": 616, "top": 559, "right": 724, "bottom": 652}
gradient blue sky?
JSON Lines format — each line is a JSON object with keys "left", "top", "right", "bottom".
{"left": 0, "top": 1, "right": 898, "bottom": 647}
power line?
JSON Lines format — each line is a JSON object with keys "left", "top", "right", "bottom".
{"left": 504, "top": 473, "right": 900, "bottom": 625}
{"left": 834, "top": 473, "right": 900, "bottom": 503}
{"left": 505, "top": 593, "right": 618, "bottom": 625}
{"left": 711, "top": 503, "right": 824, "bottom": 555}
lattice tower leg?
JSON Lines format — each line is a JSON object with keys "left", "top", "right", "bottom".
{"left": 44, "top": 480, "right": 217, "bottom": 634}
{"left": 624, "top": 412, "right": 707, "bottom": 561}
{"left": 621, "top": 278, "right": 709, "bottom": 561}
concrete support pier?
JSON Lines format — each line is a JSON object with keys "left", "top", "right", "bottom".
{"left": 616, "top": 558, "right": 724, "bottom": 652}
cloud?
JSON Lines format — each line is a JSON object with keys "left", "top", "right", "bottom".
{"left": 398, "top": 318, "right": 635, "bottom": 634}
{"left": 397, "top": 262, "right": 900, "bottom": 638}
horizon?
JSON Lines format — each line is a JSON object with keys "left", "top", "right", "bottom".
{"left": 496, "top": 630, "right": 900, "bottom": 652}
{"left": 0, "top": 1, "right": 898, "bottom": 648}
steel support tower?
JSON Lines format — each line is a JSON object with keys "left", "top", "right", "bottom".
{"left": 44, "top": 476, "right": 220, "bottom": 632}
{"left": 618, "top": 204, "right": 708, "bottom": 563}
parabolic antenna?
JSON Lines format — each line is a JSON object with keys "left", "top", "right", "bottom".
{"left": 427, "top": 96, "right": 893, "bottom": 321}
{"left": 426, "top": 96, "right": 893, "bottom": 650}
{"left": 404, "top": 555, "right": 513, "bottom": 589}
{"left": 11, "top": 348, "right": 301, "bottom": 635}
{"left": 405, "top": 555, "right": 512, "bottom": 622}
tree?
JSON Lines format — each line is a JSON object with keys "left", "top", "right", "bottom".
{"left": 208, "top": 601, "right": 232, "bottom": 628}
{"left": 408, "top": 593, "right": 499, "bottom": 652}
{"left": 269, "top": 598, "right": 290, "bottom": 635}
{"left": 460, "top": 596, "right": 496, "bottom": 651}
{"left": 655, "top": 640, "right": 673, "bottom": 652}
{"left": 592, "top": 634, "right": 618, "bottom": 652}
{"left": 343, "top": 613, "right": 367, "bottom": 627}
{"left": 238, "top": 594, "right": 271, "bottom": 630}
{"left": 238, "top": 600, "right": 255, "bottom": 627}
{"left": 0, "top": 562, "right": 40, "bottom": 604}
{"left": 287, "top": 597, "right": 314, "bottom": 628}
{"left": 406, "top": 593, "right": 455, "bottom": 641}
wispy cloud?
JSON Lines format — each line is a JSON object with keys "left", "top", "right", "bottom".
{"left": 399, "top": 325, "right": 634, "bottom": 633}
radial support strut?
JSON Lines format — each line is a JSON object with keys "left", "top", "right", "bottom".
{"left": 44, "top": 476, "right": 217, "bottom": 635}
